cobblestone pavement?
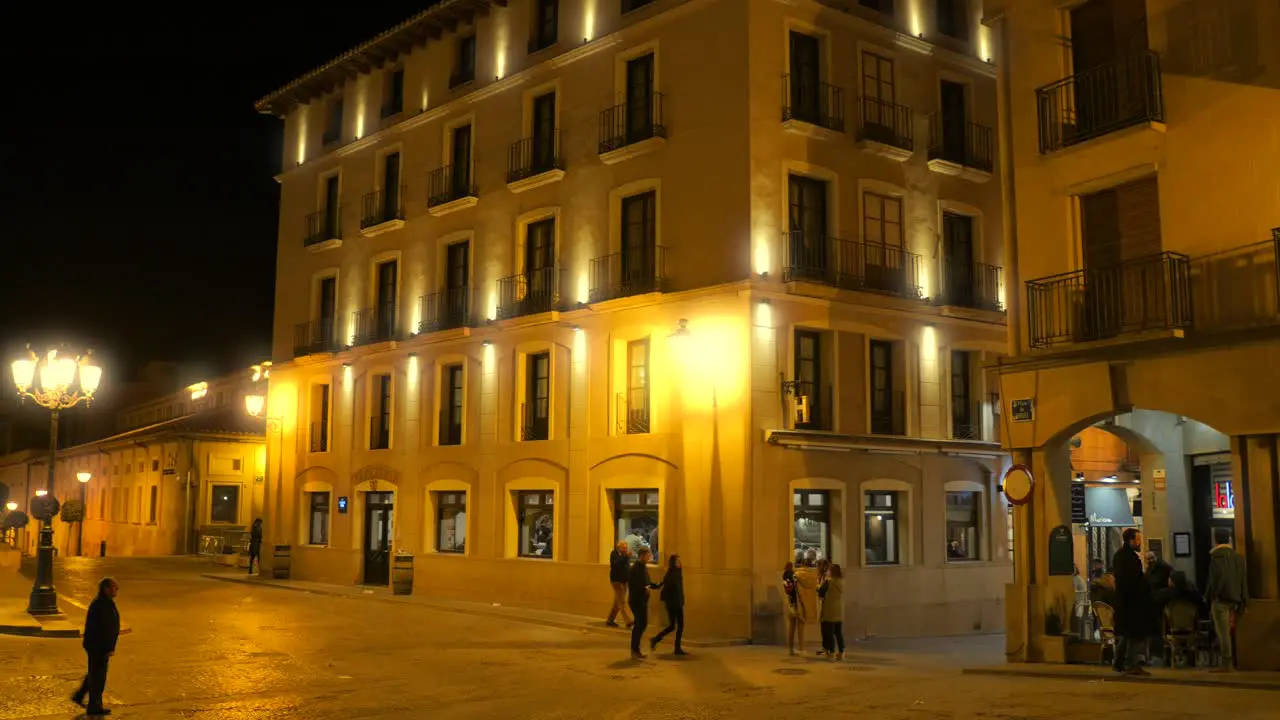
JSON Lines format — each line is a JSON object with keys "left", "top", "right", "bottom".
{"left": 0, "top": 557, "right": 1270, "bottom": 719}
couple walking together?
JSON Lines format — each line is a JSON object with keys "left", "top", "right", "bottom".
{"left": 608, "top": 541, "right": 686, "bottom": 658}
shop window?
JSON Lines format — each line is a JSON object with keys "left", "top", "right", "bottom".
{"left": 308, "top": 492, "right": 330, "bottom": 545}
{"left": 517, "top": 491, "right": 555, "bottom": 558}
{"left": 211, "top": 485, "right": 240, "bottom": 524}
{"left": 437, "top": 492, "right": 467, "bottom": 553}
{"left": 794, "top": 490, "right": 831, "bottom": 563}
{"left": 864, "top": 490, "right": 901, "bottom": 565}
{"left": 946, "top": 491, "right": 981, "bottom": 561}
{"left": 615, "top": 490, "right": 659, "bottom": 556}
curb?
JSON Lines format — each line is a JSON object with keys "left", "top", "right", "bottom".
{"left": 204, "top": 574, "right": 751, "bottom": 649}
{"left": 962, "top": 666, "right": 1280, "bottom": 692}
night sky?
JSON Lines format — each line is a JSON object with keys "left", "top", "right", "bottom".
{"left": 0, "top": 4, "right": 434, "bottom": 384}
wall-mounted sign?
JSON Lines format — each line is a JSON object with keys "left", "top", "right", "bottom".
{"left": 1070, "top": 484, "right": 1087, "bottom": 524}
{"left": 1002, "top": 465, "right": 1035, "bottom": 506}
{"left": 1153, "top": 468, "right": 1166, "bottom": 492}
{"left": 1213, "top": 479, "right": 1235, "bottom": 519}
{"left": 1084, "top": 487, "right": 1135, "bottom": 527}
{"left": 338, "top": 496, "right": 349, "bottom": 514}
{"left": 1011, "top": 399, "right": 1034, "bottom": 423}
{"left": 1048, "top": 525, "right": 1074, "bottom": 576}
{"left": 1173, "top": 532, "right": 1192, "bottom": 558}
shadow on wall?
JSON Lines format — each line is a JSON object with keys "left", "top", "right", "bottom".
{"left": 1189, "top": 232, "right": 1280, "bottom": 331}
{"left": 1157, "top": 0, "right": 1278, "bottom": 88}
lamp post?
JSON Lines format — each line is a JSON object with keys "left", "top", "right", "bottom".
{"left": 11, "top": 347, "right": 102, "bottom": 616}
{"left": 76, "top": 471, "right": 91, "bottom": 557}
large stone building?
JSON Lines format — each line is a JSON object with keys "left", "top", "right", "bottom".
{"left": 256, "top": 0, "right": 1011, "bottom": 642}
{"left": 984, "top": 0, "right": 1280, "bottom": 668}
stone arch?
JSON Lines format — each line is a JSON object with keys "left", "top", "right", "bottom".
{"left": 590, "top": 453, "right": 681, "bottom": 564}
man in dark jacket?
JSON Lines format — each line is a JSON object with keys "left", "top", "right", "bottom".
{"left": 248, "top": 518, "right": 263, "bottom": 575}
{"left": 606, "top": 540, "right": 633, "bottom": 628}
{"left": 1205, "top": 527, "right": 1248, "bottom": 671}
{"left": 1145, "top": 552, "right": 1173, "bottom": 596}
{"left": 72, "top": 577, "right": 120, "bottom": 715}
{"left": 627, "top": 548, "right": 661, "bottom": 659}
{"left": 1112, "top": 528, "right": 1152, "bottom": 676}
{"left": 650, "top": 554, "right": 686, "bottom": 655}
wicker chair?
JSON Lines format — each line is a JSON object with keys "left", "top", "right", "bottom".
{"left": 1093, "top": 602, "right": 1116, "bottom": 661}
{"left": 1163, "top": 601, "right": 1199, "bottom": 668}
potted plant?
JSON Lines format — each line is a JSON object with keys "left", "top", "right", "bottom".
{"left": 1040, "top": 594, "right": 1070, "bottom": 663}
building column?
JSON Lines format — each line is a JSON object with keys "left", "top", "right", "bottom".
{"left": 1235, "top": 433, "right": 1280, "bottom": 670}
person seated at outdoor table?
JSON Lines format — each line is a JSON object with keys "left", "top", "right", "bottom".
{"left": 1155, "top": 571, "right": 1205, "bottom": 618}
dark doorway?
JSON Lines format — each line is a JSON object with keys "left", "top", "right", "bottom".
{"left": 363, "top": 492, "right": 394, "bottom": 585}
{"left": 943, "top": 212, "right": 975, "bottom": 305}
{"left": 939, "top": 80, "right": 967, "bottom": 163}
{"left": 625, "top": 53, "right": 655, "bottom": 143}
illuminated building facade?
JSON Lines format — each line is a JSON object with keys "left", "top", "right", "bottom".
{"left": 985, "top": 0, "right": 1280, "bottom": 668}
{"left": 259, "top": 0, "right": 1010, "bottom": 641}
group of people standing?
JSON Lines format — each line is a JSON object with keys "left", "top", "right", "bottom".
{"left": 783, "top": 551, "right": 845, "bottom": 659}
{"left": 607, "top": 540, "right": 686, "bottom": 658}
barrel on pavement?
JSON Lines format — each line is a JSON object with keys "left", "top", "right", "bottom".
{"left": 272, "top": 544, "right": 291, "bottom": 579}
{"left": 392, "top": 553, "right": 413, "bottom": 595}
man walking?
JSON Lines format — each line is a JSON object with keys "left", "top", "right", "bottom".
{"left": 1111, "top": 528, "right": 1152, "bottom": 676}
{"left": 606, "top": 540, "right": 632, "bottom": 628}
{"left": 72, "top": 577, "right": 120, "bottom": 716}
{"left": 248, "top": 518, "right": 263, "bottom": 575}
{"left": 1205, "top": 527, "right": 1248, "bottom": 672}
{"left": 627, "top": 547, "right": 662, "bottom": 659}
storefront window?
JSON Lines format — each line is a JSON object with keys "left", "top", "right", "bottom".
{"left": 864, "top": 491, "right": 900, "bottom": 565}
{"left": 518, "top": 491, "right": 554, "bottom": 559}
{"left": 211, "top": 485, "right": 239, "bottom": 524}
{"left": 793, "top": 490, "right": 830, "bottom": 563}
{"left": 615, "top": 490, "right": 659, "bottom": 557}
{"left": 308, "top": 491, "right": 330, "bottom": 545}
{"left": 945, "top": 491, "right": 980, "bottom": 561}
{"left": 437, "top": 492, "right": 467, "bottom": 553}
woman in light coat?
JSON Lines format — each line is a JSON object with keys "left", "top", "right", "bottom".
{"left": 788, "top": 551, "right": 820, "bottom": 655}
{"left": 819, "top": 564, "right": 845, "bottom": 659}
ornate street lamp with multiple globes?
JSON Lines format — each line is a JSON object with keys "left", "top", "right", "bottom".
{"left": 11, "top": 347, "right": 102, "bottom": 615}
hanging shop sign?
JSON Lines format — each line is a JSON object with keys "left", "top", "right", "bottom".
{"left": 1002, "top": 465, "right": 1035, "bottom": 506}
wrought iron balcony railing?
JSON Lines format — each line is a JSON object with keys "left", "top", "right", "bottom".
{"left": 352, "top": 302, "right": 398, "bottom": 346}
{"left": 360, "top": 187, "right": 405, "bottom": 228}
{"left": 497, "top": 266, "right": 565, "bottom": 319}
{"left": 599, "top": 92, "right": 666, "bottom": 154}
{"left": 927, "top": 114, "right": 994, "bottom": 173}
{"left": 782, "top": 75, "right": 844, "bottom": 132}
{"left": 520, "top": 401, "right": 549, "bottom": 442}
{"left": 856, "top": 96, "right": 913, "bottom": 152}
{"left": 428, "top": 165, "right": 477, "bottom": 207}
{"left": 871, "top": 389, "right": 906, "bottom": 436}
{"left": 782, "top": 232, "right": 923, "bottom": 299}
{"left": 449, "top": 67, "right": 475, "bottom": 89}
{"left": 418, "top": 287, "right": 471, "bottom": 334}
{"left": 616, "top": 393, "right": 651, "bottom": 435}
{"left": 304, "top": 207, "right": 341, "bottom": 247}
{"left": 1026, "top": 251, "right": 1192, "bottom": 348}
{"left": 588, "top": 245, "right": 668, "bottom": 303}
{"left": 1036, "top": 50, "right": 1164, "bottom": 154}
{"left": 940, "top": 260, "right": 1003, "bottom": 311}
{"left": 508, "top": 132, "right": 563, "bottom": 183}
{"left": 952, "top": 400, "right": 984, "bottom": 442}
{"left": 1187, "top": 228, "right": 1280, "bottom": 331}
{"left": 292, "top": 319, "right": 339, "bottom": 357}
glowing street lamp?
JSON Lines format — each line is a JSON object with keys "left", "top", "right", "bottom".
{"left": 10, "top": 346, "right": 102, "bottom": 616}
{"left": 4, "top": 502, "right": 16, "bottom": 512}
{"left": 77, "top": 471, "right": 92, "bottom": 483}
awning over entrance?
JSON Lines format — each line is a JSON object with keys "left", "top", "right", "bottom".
{"left": 1084, "top": 487, "right": 1135, "bottom": 527}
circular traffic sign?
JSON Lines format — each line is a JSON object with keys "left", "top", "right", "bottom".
{"left": 1003, "top": 464, "right": 1035, "bottom": 506}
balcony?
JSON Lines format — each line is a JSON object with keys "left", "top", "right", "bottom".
{"left": 616, "top": 393, "right": 650, "bottom": 435}
{"left": 528, "top": 32, "right": 557, "bottom": 55}
{"left": 1036, "top": 50, "right": 1164, "bottom": 154}
{"left": 418, "top": 287, "right": 471, "bottom": 334}
{"left": 871, "top": 390, "right": 906, "bottom": 436}
{"left": 428, "top": 165, "right": 478, "bottom": 215}
{"left": 781, "top": 75, "right": 844, "bottom": 135}
{"left": 497, "top": 266, "right": 565, "bottom": 320}
{"left": 449, "top": 67, "right": 475, "bottom": 89}
{"left": 1026, "top": 251, "right": 1192, "bottom": 349}
{"left": 520, "top": 401, "right": 549, "bottom": 442}
{"left": 782, "top": 232, "right": 923, "bottom": 299}
{"left": 507, "top": 132, "right": 564, "bottom": 192}
{"left": 598, "top": 93, "right": 666, "bottom": 163}
{"left": 380, "top": 98, "right": 403, "bottom": 119}
{"left": 352, "top": 302, "right": 398, "bottom": 346}
{"left": 360, "top": 187, "right": 405, "bottom": 236}
{"left": 939, "top": 260, "right": 1004, "bottom": 312}
{"left": 951, "top": 400, "right": 984, "bottom": 442}
{"left": 292, "top": 319, "right": 339, "bottom": 357}
{"left": 855, "top": 96, "right": 913, "bottom": 161}
{"left": 303, "top": 208, "right": 342, "bottom": 251}
{"left": 927, "top": 114, "right": 994, "bottom": 181}
{"left": 588, "top": 245, "right": 668, "bottom": 303}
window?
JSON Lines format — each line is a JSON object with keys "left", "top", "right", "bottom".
{"left": 148, "top": 486, "right": 158, "bottom": 524}
{"left": 862, "top": 191, "right": 905, "bottom": 294}
{"left": 440, "top": 364, "right": 464, "bottom": 446}
{"left": 946, "top": 491, "right": 980, "bottom": 561}
{"left": 531, "top": 92, "right": 557, "bottom": 171}
{"left": 951, "top": 351, "right": 977, "bottom": 440}
{"left": 787, "top": 31, "right": 822, "bottom": 124}
{"left": 518, "top": 491, "right": 554, "bottom": 558}
{"left": 787, "top": 175, "right": 829, "bottom": 280}
{"left": 870, "top": 339, "right": 898, "bottom": 434}
{"left": 211, "top": 485, "right": 240, "bottom": 524}
{"left": 615, "top": 490, "right": 659, "bottom": 557}
{"left": 99, "top": 488, "right": 106, "bottom": 519}
{"left": 452, "top": 35, "right": 476, "bottom": 87}
{"left": 620, "top": 191, "right": 658, "bottom": 291}
{"left": 318, "top": 276, "right": 337, "bottom": 346}
{"left": 623, "top": 339, "right": 650, "bottom": 434}
{"left": 531, "top": 0, "right": 559, "bottom": 51}
{"left": 217, "top": 391, "right": 225, "bottom": 407}
{"left": 437, "top": 492, "right": 466, "bottom": 553}
{"left": 522, "top": 352, "right": 551, "bottom": 441}
{"left": 859, "top": 0, "right": 895, "bottom": 14}
{"left": 793, "top": 330, "right": 825, "bottom": 430}
{"left": 624, "top": 53, "right": 656, "bottom": 143}
{"left": 864, "top": 490, "right": 900, "bottom": 565}
{"left": 450, "top": 124, "right": 473, "bottom": 194}
{"left": 622, "top": 0, "right": 655, "bottom": 13}
{"left": 794, "top": 490, "right": 831, "bottom": 563}
{"left": 370, "top": 373, "right": 392, "bottom": 450}
{"left": 375, "top": 259, "right": 398, "bottom": 341}
{"left": 310, "top": 383, "right": 331, "bottom": 452}
{"left": 382, "top": 67, "right": 405, "bottom": 117}
{"left": 936, "top": 0, "right": 968, "bottom": 40}
{"left": 232, "top": 458, "right": 242, "bottom": 472}
{"left": 308, "top": 492, "right": 331, "bottom": 545}
{"left": 861, "top": 50, "right": 895, "bottom": 105}
{"left": 324, "top": 96, "right": 343, "bottom": 145}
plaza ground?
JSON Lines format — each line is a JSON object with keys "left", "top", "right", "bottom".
{"left": 0, "top": 557, "right": 1274, "bottom": 719}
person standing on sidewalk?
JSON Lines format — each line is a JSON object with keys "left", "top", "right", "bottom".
{"left": 1111, "top": 528, "right": 1153, "bottom": 676}
{"left": 788, "top": 551, "right": 819, "bottom": 656}
{"left": 650, "top": 554, "right": 686, "bottom": 656}
{"left": 818, "top": 564, "right": 845, "bottom": 660}
{"left": 72, "top": 577, "right": 120, "bottom": 716}
{"left": 627, "top": 547, "right": 662, "bottom": 659}
{"left": 606, "top": 540, "right": 633, "bottom": 628}
{"left": 247, "top": 519, "right": 263, "bottom": 575}
{"left": 1205, "top": 527, "right": 1248, "bottom": 672}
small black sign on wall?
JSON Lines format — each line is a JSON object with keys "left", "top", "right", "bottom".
{"left": 1048, "top": 525, "right": 1075, "bottom": 576}
{"left": 1011, "top": 399, "right": 1035, "bottom": 423}
{"left": 1071, "top": 484, "right": 1087, "bottom": 524}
